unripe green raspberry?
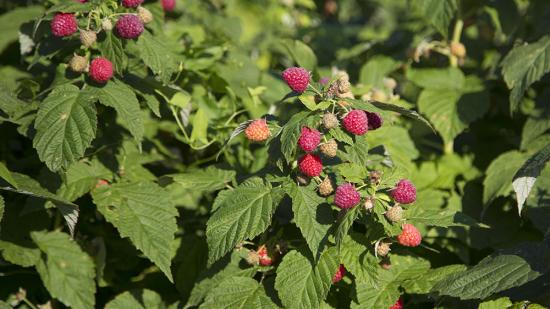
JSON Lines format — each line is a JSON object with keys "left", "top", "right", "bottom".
{"left": 376, "top": 242, "right": 391, "bottom": 257}
{"left": 363, "top": 196, "right": 374, "bottom": 211}
{"left": 102, "top": 19, "right": 113, "bottom": 31}
{"left": 319, "top": 139, "right": 338, "bottom": 157}
{"left": 246, "top": 250, "right": 260, "bottom": 266}
{"left": 450, "top": 42, "right": 466, "bottom": 58}
{"left": 318, "top": 177, "right": 334, "bottom": 196}
{"left": 322, "top": 113, "right": 339, "bottom": 129}
{"left": 80, "top": 30, "right": 97, "bottom": 48}
{"left": 137, "top": 6, "right": 153, "bottom": 24}
{"left": 69, "top": 55, "right": 88, "bottom": 73}
{"left": 383, "top": 77, "right": 397, "bottom": 90}
{"left": 385, "top": 205, "right": 403, "bottom": 223}
{"left": 337, "top": 78, "right": 351, "bottom": 94}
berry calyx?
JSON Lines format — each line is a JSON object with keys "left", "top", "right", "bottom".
{"left": 322, "top": 113, "right": 339, "bottom": 129}
{"left": 366, "top": 112, "right": 383, "bottom": 130}
{"left": 69, "top": 55, "right": 88, "bottom": 73}
{"left": 137, "top": 6, "right": 154, "bottom": 24}
{"left": 343, "top": 110, "right": 368, "bottom": 135}
{"left": 89, "top": 57, "right": 113, "bottom": 84}
{"left": 282, "top": 67, "right": 310, "bottom": 93}
{"left": 332, "top": 264, "right": 346, "bottom": 283}
{"left": 115, "top": 15, "right": 144, "bottom": 39}
{"left": 79, "top": 30, "right": 96, "bottom": 48}
{"left": 390, "top": 179, "right": 416, "bottom": 204}
{"left": 257, "top": 245, "right": 273, "bottom": 266}
{"left": 319, "top": 139, "right": 338, "bottom": 157}
{"left": 161, "top": 0, "right": 176, "bottom": 11}
{"left": 334, "top": 183, "right": 360, "bottom": 209}
{"left": 297, "top": 127, "right": 321, "bottom": 152}
{"left": 389, "top": 297, "right": 404, "bottom": 309}
{"left": 298, "top": 154, "right": 323, "bottom": 177}
{"left": 397, "top": 224, "right": 422, "bottom": 247}
{"left": 51, "top": 13, "right": 78, "bottom": 37}
{"left": 385, "top": 205, "right": 403, "bottom": 223}
{"left": 245, "top": 119, "right": 270, "bottom": 142}
{"left": 376, "top": 242, "right": 391, "bottom": 257}
{"left": 318, "top": 177, "right": 334, "bottom": 196}
{"left": 121, "top": 0, "right": 143, "bottom": 8}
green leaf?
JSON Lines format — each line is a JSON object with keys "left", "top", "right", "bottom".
{"left": 56, "top": 160, "right": 111, "bottom": 202}
{"left": 359, "top": 56, "right": 400, "bottom": 88}
{"left": 336, "top": 163, "right": 368, "bottom": 183}
{"left": 287, "top": 182, "right": 333, "bottom": 258}
{"left": 169, "top": 167, "right": 236, "bottom": 192}
{"left": 31, "top": 231, "right": 96, "bottom": 309}
{"left": 406, "top": 208, "right": 484, "bottom": 228}
{"left": 0, "top": 240, "right": 40, "bottom": 267}
{"left": 401, "top": 264, "right": 467, "bottom": 294}
{"left": 329, "top": 127, "right": 353, "bottom": 145}
{"left": 201, "top": 277, "right": 278, "bottom": 309}
{"left": 283, "top": 40, "right": 317, "bottom": 71}
{"left": 206, "top": 178, "right": 274, "bottom": 265}
{"left": 136, "top": 31, "right": 177, "bottom": 83}
{"left": 92, "top": 181, "right": 178, "bottom": 282}
{"left": 501, "top": 36, "right": 550, "bottom": 113}
{"left": 275, "top": 248, "right": 338, "bottom": 309}
{"left": 0, "top": 161, "right": 17, "bottom": 187}
{"left": 433, "top": 255, "right": 540, "bottom": 300}
{"left": 45, "top": 2, "right": 92, "bottom": 14}
{"left": 33, "top": 84, "right": 97, "bottom": 171}
{"left": 417, "top": 76, "right": 489, "bottom": 145}
{"left": 407, "top": 67, "right": 465, "bottom": 90}
{"left": 280, "top": 112, "right": 312, "bottom": 163}
{"left": 513, "top": 142, "right": 550, "bottom": 215}
{"left": 340, "top": 234, "right": 379, "bottom": 289}
{"left": 0, "top": 6, "right": 43, "bottom": 52}
{"left": 352, "top": 255, "right": 430, "bottom": 308}
{"left": 412, "top": 0, "right": 458, "bottom": 36}
{"left": 0, "top": 195, "right": 3, "bottom": 227}
{"left": 479, "top": 297, "right": 513, "bottom": 309}
{"left": 98, "top": 31, "right": 128, "bottom": 73}
{"left": 89, "top": 80, "right": 144, "bottom": 145}
{"left": 105, "top": 290, "right": 165, "bottom": 309}
{"left": 190, "top": 107, "right": 209, "bottom": 144}
{"left": 369, "top": 101, "right": 435, "bottom": 131}
{"left": 335, "top": 207, "right": 360, "bottom": 254}
{"left": 483, "top": 151, "right": 528, "bottom": 204}
{"left": 340, "top": 136, "right": 370, "bottom": 166}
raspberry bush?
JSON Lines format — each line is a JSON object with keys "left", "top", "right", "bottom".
{"left": 1, "top": 1, "right": 550, "bottom": 308}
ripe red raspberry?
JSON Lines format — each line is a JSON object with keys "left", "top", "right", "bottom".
{"left": 297, "top": 127, "right": 320, "bottom": 152}
{"left": 257, "top": 245, "right": 273, "bottom": 266}
{"left": 121, "top": 0, "right": 143, "bottom": 8}
{"left": 343, "top": 110, "right": 368, "bottom": 135}
{"left": 115, "top": 15, "right": 144, "bottom": 39}
{"left": 390, "top": 179, "right": 416, "bottom": 204}
{"left": 366, "top": 112, "right": 383, "bottom": 130}
{"left": 161, "top": 0, "right": 176, "bottom": 11}
{"left": 332, "top": 264, "right": 346, "bottom": 283}
{"left": 245, "top": 119, "right": 270, "bottom": 142}
{"left": 397, "top": 224, "right": 422, "bottom": 247}
{"left": 282, "top": 67, "right": 310, "bottom": 93}
{"left": 51, "top": 13, "right": 78, "bottom": 37}
{"left": 89, "top": 57, "right": 113, "bottom": 84}
{"left": 298, "top": 154, "right": 322, "bottom": 177}
{"left": 389, "top": 297, "right": 403, "bottom": 309}
{"left": 334, "top": 183, "right": 360, "bottom": 209}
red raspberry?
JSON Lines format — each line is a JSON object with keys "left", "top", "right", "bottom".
{"left": 282, "top": 67, "right": 310, "bottom": 93}
{"left": 332, "top": 264, "right": 346, "bottom": 283}
{"left": 257, "top": 245, "right": 272, "bottom": 266}
{"left": 245, "top": 119, "right": 270, "bottom": 142}
{"left": 161, "top": 0, "right": 176, "bottom": 11}
{"left": 51, "top": 13, "right": 78, "bottom": 37}
{"left": 334, "top": 183, "right": 360, "bottom": 209}
{"left": 397, "top": 224, "right": 422, "bottom": 247}
{"left": 95, "top": 179, "right": 109, "bottom": 188}
{"left": 298, "top": 154, "right": 322, "bottom": 177}
{"left": 343, "top": 110, "right": 368, "bottom": 135}
{"left": 389, "top": 297, "right": 403, "bottom": 309}
{"left": 121, "top": 0, "right": 143, "bottom": 8}
{"left": 115, "top": 15, "right": 144, "bottom": 39}
{"left": 390, "top": 179, "right": 416, "bottom": 204}
{"left": 89, "top": 57, "right": 113, "bottom": 84}
{"left": 366, "top": 112, "right": 383, "bottom": 130}
{"left": 297, "top": 127, "right": 320, "bottom": 152}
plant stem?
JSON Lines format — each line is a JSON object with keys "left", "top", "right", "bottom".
{"left": 449, "top": 19, "right": 464, "bottom": 67}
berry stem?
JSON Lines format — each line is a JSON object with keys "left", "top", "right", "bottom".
{"left": 449, "top": 19, "right": 463, "bottom": 68}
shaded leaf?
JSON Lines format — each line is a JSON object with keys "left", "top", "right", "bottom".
{"left": 201, "top": 277, "right": 278, "bottom": 309}
{"left": 513, "top": 142, "right": 550, "bottom": 215}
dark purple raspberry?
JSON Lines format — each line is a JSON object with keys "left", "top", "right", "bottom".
{"left": 121, "top": 0, "right": 143, "bottom": 8}
{"left": 366, "top": 112, "right": 383, "bottom": 130}
{"left": 115, "top": 15, "right": 144, "bottom": 39}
